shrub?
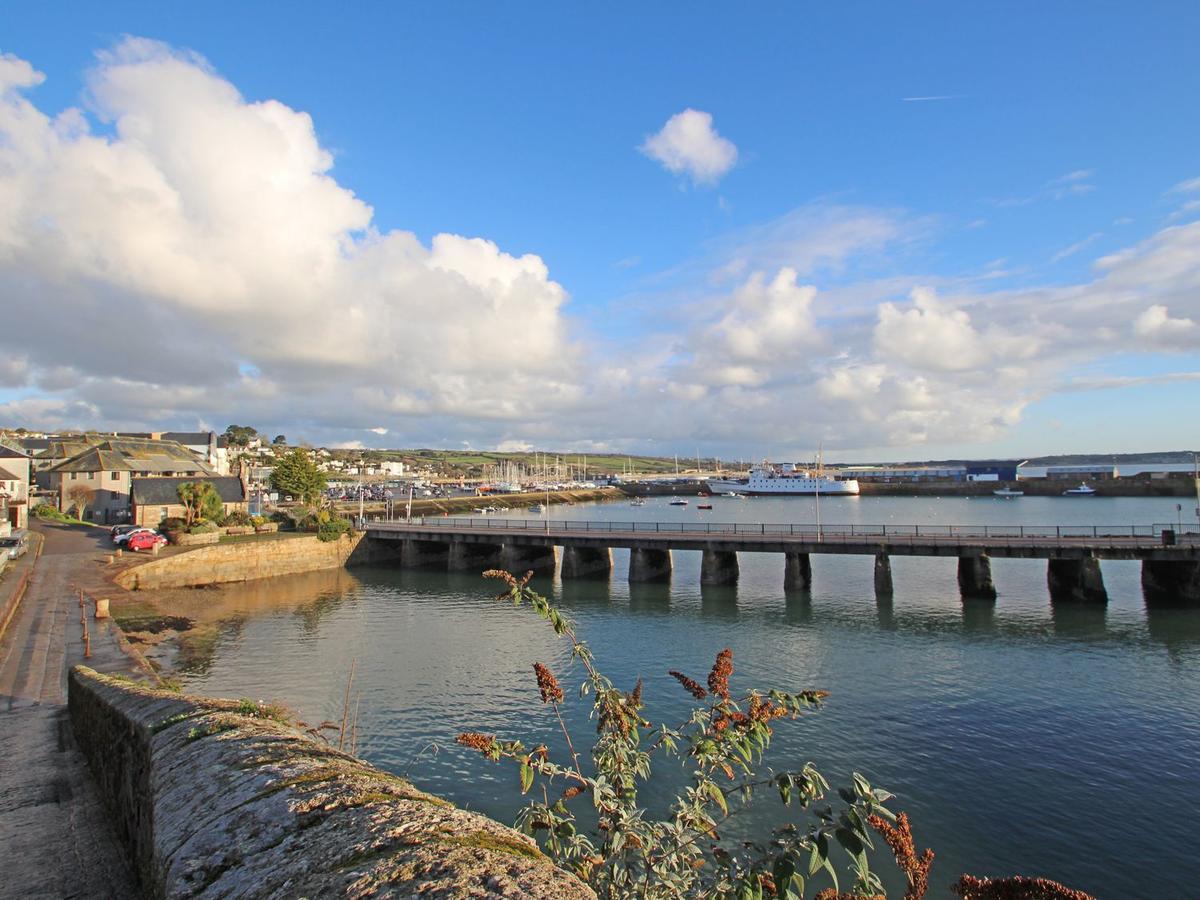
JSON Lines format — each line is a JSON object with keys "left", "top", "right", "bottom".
{"left": 250, "top": 514, "right": 267, "bottom": 528}
{"left": 34, "top": 503, "right": 67, "bottom": 521}
{"left": 158, "top": 516, "right": 187, "bottom": 533}
{"left": 316, "top": 516, "right": 351, "bottom": 542}
{"left": 187, "top": 521, "right": 220, "bottom": 535}
{"left": 221, "top": 509, "right": 252, "bottom": 527}
{"left": 460, "top": 572, "right": 1093, "bottom": 900}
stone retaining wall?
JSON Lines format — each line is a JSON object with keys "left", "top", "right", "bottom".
{"left": 68, "top": 666, "right": 592, "bottom": 898}
{"left": 115, "top": 533, "right": 397, "bottom": 590}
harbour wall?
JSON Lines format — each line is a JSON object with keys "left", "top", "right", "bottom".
{"left": 67, "top": 666, "right": 591, "bottom": 899}
{"left": 113, "top": 533, "right": 402, "bottom": 591}
{"left": 858, "top": 476, "right": 1196, "bottom": 497}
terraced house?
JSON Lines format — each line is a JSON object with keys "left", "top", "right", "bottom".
{"left": 46, "top": 438, "right": 218, "bottom": 524}
{"left": 0, "top": 442, "right": 31, "bottom": 530}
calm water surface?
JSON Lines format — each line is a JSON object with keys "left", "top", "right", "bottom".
{"left": 175, "top": 495, "right": 1200, "bottom": 897}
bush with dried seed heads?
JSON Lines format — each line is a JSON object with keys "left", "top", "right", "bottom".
{"left": 534, "top": 662, "right": 564, "bottom": 704}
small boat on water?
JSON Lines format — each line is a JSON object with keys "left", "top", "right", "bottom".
{"left": 630, "top": 497, "right": 646, "bottom": 507}
{"left": 528, "top": 504, "right": 543, "bottom": 513}
{"left": 669, "top": 498, "right": 689, "bottom": 506}
{"left": 993, "top": 488, "right": 1024, "bottom": 499}
{"left": 474, "top": 506, "right": 500, "bottom": 514}
{"left": 1063, "top": 483, "right": 1097, "bottom": 496}
{"left": 697, "top": 503, "right": 713, "bottom": 510}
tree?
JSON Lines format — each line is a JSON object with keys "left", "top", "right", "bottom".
{"left": 223, "top": 424, "right": 258, "bottom": 448}
{"left": 66, "top": 485, "right": 95, "bottom": 520}
{"left": 272, "top": 435, "right": 287, "bottom": 446}
{"left": 177, "top": 482, "right": 224, "bottom": 527}
{"left": 270, "top": 448, "right": 327, "bottom": 505}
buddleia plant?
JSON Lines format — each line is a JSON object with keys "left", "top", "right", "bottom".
{"left": 456, "top": 571, "right": 921, "bottom": 899}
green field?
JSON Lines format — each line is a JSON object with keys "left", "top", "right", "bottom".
{"left": 339, "top": 448, "right": 732, "bottom": 477}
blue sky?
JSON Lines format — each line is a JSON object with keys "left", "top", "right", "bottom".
{"left": 1, "top": 3, "right": 1198, "bottom": 459}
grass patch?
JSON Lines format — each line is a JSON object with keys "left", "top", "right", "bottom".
{"left": 186, "top": 719, "right": 239, "bottom": 742}
{"left": 441, "top": 830, "right": 542, "bottom": 860}
{"left": 234, "top": 698, "right": 294, "bottom": 724}
{"left": 150, "top": 710, "right": 204, "bottom": 734}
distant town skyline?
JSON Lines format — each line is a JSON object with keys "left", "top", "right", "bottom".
{"left": 2, "top": 4, "right": 1199, "bottom": 462}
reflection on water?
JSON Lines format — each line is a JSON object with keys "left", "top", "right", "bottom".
{"left": 960, "top": 598, "right": 995, "bottom": 634}
{"left": 172, "top": 496, "right": 1200, "bottom": 898}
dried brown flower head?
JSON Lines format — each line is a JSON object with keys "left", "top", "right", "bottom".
{"left": 628, "top": 678, "right": 643, "bottom": 709}
{"left": 533, "top": 662, "right": 564, "bottom": 704}
{"left": 707, "top": 648, "right": 734, "bottom": 700}
{"left": 562, "top": 785, "right": 586, "bottom": 800}
{"left": 669, "top": 670, "right": 708, "bottom": 700}
{"left": 456, "top": 732, "right": 495, "bottom": 754}
{"left": 951, "top": 875, "right": 1095, "bottom": 900}
{"left": 869, "top": 812, "right": 934, "bottom": 900}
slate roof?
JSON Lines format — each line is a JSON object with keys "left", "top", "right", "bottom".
{"left": 49, "top": 439, "right": 216, "bottom": 475}
{"left": 0, "top": 442, "right": 29, "bottom": 458}
{"left": 11, "top": 438, "right": 51, "bottom": 452}
{"left": 0, "top": 465, "right": 22, "bottom": 481}
{"left": 161, "top": 432, "right": 214, "bottom": 446}
{"left": 130, "top": 477, "right": 246, "bottom": 506}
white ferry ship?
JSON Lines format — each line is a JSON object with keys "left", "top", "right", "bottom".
{"left": 707, "top": 462, "right": 860, "bottom": 496}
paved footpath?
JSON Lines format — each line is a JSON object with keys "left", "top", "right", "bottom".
{"left": 0, "top": 524, "right": 141, "bottom": 899}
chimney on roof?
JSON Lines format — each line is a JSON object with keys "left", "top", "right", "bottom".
{"left": 151, "top": 432, "right": 163, "bottom": 441}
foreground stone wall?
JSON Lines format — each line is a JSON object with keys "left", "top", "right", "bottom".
{"left": 68, "top": 666, "right": 592, "bottom": 899}
{"left": 114, "top": 533, "right": 401, "bottom": 590}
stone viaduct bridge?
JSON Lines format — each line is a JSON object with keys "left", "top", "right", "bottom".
{"left": 364, "top": 517, "right": 1200, "bottom": 605}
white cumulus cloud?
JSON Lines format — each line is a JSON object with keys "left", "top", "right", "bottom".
{"left": 0, "top": 39, "right": 582, "bottom": 438}
{"left": 640, "top": 108, "right": 737, "bottom": 185}
{"left": 1133, "top": 304, "right": 1197, "bottom": 348}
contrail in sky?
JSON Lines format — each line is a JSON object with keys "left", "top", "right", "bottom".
{"left": 901, "top": 95, "right": 960, "bottom": 102}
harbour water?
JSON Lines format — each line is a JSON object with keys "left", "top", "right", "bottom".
{"left": 172, "top": 495, "right": 1199, "bottom": 897}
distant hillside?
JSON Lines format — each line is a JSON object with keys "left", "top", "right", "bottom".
{"left": 334, "top": 449, "right": 736, "bottom": 477}
{"left": 840, "top": 451, "right": 1198, "bottom": 467}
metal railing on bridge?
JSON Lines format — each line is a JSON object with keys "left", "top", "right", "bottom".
{"left": 370, "top": 517, "right": 1200, "bottom": 543}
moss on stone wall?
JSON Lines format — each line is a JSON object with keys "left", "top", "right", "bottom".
{"left": 68, "top": 666, "right": 593, "bottom": 899}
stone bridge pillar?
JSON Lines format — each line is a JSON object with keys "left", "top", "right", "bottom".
{"left": 1048, "top": 555, "right": 1108, "bottom": 603}
{"left": 1141, "top": 559, "right": 1200, "bottom": 606}
{"left": 628, "top": 548, "right": 672, "bottom": 583}
{"left": 957, "top": 554, "right": 997, "bottom": 601}
{"left": 700, "top": 550, "right": 739, "bottom": 586}
{"left": 402, "top": 539, "right": 450, "bottom": 568}
{"left": 446, "top": 541, "right": 505, "bottom": 572}
{"left": 784, "top": 552, "right": 812, "bottom": 591}
{"left": 503, "top": 543, "right": 558, "bottom": 576}
{"left": 560, "top": 546, "right": 613, "bottom": 579}
{"left": 873, "top": 551, "right": 893, "bottom": 598}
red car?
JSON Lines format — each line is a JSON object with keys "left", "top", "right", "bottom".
{"left": 126, "top": 531, "right": 168, "bottom": 552}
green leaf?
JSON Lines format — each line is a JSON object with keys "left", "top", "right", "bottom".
{"left": 705, "top": 781, "right": 728, "bottom": 816}
{"left": 520, "top": 761, "right": 534, "bottom": 794}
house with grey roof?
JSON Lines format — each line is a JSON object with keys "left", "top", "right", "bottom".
{"left": 47, "top": 439, "right": 217, "bottom": 524}
{"left": 130, "top": 476, "right": 248, "bottom": 527}
{"left": 0, "top": 442, "right": 31, "bottom": 530}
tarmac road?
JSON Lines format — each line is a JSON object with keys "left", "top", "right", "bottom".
{"left": 0, "top": 522, "right": 139, "bottom": 898}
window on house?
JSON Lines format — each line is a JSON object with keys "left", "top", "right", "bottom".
{"left": 70, "top": 472, "right": 77, "bottom": 480}
{"left": 111, "top": 471, "right": 121, "bottom": 480}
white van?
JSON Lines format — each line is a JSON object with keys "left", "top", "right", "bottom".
{"left": 1, "top": 529, "right": 30, "bottom": 560}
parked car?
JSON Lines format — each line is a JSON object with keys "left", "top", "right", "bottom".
{"left": 1, "top": 530, "right": 30, "bottom": 560}
{"left": 126, "top": 531, "right": 167, "bottom": 552}
{"left": 110, "top": 524, "right": 142, "bottom": 540}
{"left": 113, "top": 527, "right": 155, "bottom": 547}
